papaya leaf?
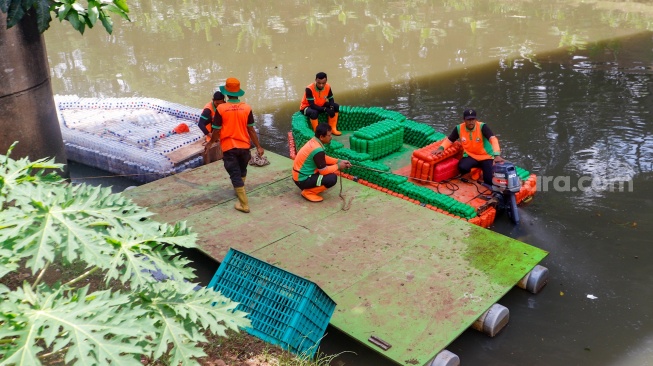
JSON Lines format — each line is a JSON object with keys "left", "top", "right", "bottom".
{"left": 103, "top": 225, "right": 196, "bottom": 289}
{"left": 170, "top": 285, "right": 250, "bottom": 336}
{"left": 0, "top": 185, "right": 112, "bottom": 274}
{"left": 0, "top": 284, "right": 150, "bottom": 366}
{"left": 0, "top": 152, "right": 63, "bottom": 207}
{"left": 1, "top": 153, "right": 251, "bottom": 365}
{"left": 0, "top": 247, "right": 19, "bottom": 279}
{"left": 140, "top": 281, "right": 250, "bottom": 364}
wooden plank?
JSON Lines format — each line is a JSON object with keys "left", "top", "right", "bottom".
{"left": 165, "top": 138, "right": 205, "bottom": 163}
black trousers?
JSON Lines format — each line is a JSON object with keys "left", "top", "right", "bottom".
{"left": 301, "top": 102, "right": 340, "bottom": 120}
{"left": 458, "top": 156, "right": 494, "bottom": 185}
{"left": 293, "top": 173, "right": 338, "bottom": 190}
{"left": 223, "top": 148, "right": 251, "bottom": 188}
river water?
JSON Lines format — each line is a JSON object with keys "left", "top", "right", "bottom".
{"left": 47, "top": 1, "right": 653, "bottom": 365}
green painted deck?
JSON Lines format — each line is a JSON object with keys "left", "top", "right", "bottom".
{"left": 123, "top": 151, "right": 548, "bottom": 366}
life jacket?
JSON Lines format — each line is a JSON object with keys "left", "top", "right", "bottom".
{"left": 456, "top": 121, "right": 499, "bottom": 161}
{"left": 292, "top": 137, "right": 339, "bottom": 182}
{"left": 216, "top": 101, "right": 252, "bottom": 152}
{"left": 299, "top": 83, "right": 332, "bottom": 111}
{"left": 202, "top": 101, "right": 216, "bottom": 141}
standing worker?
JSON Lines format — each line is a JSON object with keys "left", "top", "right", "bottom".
{"left": 434, "top": 108, "right": 504, "bottom": 185}
{"left": 292, "top": 123, "right": 351, "bottom": 202}
{"left": 198, "top": 91, "right": 225, "bottom": 143}
{"left": 299, "top": 72, "right": 342, "bottom": 135}
{"left": 209, "top": 77, "right": 265, "bottom": 213}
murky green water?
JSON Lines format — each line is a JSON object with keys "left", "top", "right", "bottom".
{"left": 47, "top": 1, "right": 653, "bottom": 365}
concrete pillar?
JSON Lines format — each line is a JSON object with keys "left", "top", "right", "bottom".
{"left": 0, "top": 10, "right": 68, "bottom": 177}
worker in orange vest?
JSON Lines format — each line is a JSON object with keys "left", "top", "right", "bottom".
{"left": 292, "top": 123, "right": 351, "bottom": 202}
{"left": 209, "top": 78, "right": 264, "bottom": 213}
{"left": 198, "top": 91, "right": 225, "bottom": 143}
{"left": 299, "top": 72, "right": 342, "bottom": 135}
{"left": 435, "top": 108, "right": 504, "bottom": 185}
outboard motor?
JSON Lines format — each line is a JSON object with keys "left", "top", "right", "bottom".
{"left": 482, "top": 161, "right": 522, "bottom": 224}
{"left": 492, "top": 162, "right": 521, "bottom": 194}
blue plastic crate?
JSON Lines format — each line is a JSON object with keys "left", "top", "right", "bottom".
{"left": 208, "top": 249, "right": 336, "bottom": 357}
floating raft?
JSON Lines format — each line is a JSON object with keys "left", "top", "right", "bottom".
{"left": 289, "top": 107, "right": 538, "bottom": 228}
{"left": 55, "top": 95, "right": 206, "bottom": 183}
{"left": 123, "top": 152, "right": 548, "bottom": 365}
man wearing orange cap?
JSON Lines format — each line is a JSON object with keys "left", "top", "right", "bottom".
{"left": 299, "top": 72, "right": 342, "bottom": 136}
{"left": 209, "top": 77, "right": 264, "bottom": 213}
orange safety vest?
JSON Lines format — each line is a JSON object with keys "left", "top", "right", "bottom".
{"left": 216, "top": 101, "right": 252, "bottom": 152}
{"left": 456, "top": 121, "right": 500, "bottom": 161}
{"left": 202, "top": 102, "right": 216, "bottom": 141}
{"left": 299, "top": 83, "right": 332, "bottom": 111}
{"left": 292, "top": 138, "right": 339, "bottom": 182}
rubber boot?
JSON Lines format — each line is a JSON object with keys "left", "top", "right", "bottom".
{"left": 328, "top": 112, "right": 341, "bottom": 136}
{"left": 310, "top": 118, "right": 318, "bottom": 131}
{"left": 234, "top": 186, "right": 250, "bottom": 213}
{"left": 301, "top": 186, "right": 327, "bottom": 202}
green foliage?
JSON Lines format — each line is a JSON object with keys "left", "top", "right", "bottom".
{"left": 1, "top": 0, "right": 130, "bottom": 34}
{"left": 0, "top": 143, "right": 251, "bottom": 366}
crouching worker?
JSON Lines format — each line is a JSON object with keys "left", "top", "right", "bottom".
{"left": 292, "top": 123, "right": 352, "bottom": 202}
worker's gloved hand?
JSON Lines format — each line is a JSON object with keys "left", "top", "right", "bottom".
{"left": 338, "top": 160, "right": 352, "bottom": 170}
{"left": 432, "top": 148, "right": 444, "bottom": 157}
{"left": 494, "top": 155, "right": 504, "bottom": 163}
{"left": 326, "top": 105, "right": 336, "bottom": 118}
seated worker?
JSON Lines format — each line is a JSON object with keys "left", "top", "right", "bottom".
{"left": 198, "top": 91, "right": 225, "bottom": 143}
{"left": 299, "top": 72, "right": 342, "bottom": 135}
{"left": 434, "top": 108, "right": 504, "bottom": 185}
{"left": 292, "top": 123, "right": 352, "bottom": 202}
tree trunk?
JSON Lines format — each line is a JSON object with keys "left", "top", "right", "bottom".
{"left": 0, "top": 10, "right": 68, "bottom": 177}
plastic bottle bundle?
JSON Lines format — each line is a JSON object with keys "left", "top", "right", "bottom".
{"left": 56, "top": 95, "right": 208, "bottom": 181}
{"left": 350, "top": 120, "right": 403, "bottom": 159}
{"left": 402, "top": 120, "right": 446, "bottom": 148}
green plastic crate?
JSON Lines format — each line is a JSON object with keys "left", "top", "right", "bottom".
{"left": 207, "top": 249, "right": 336, "bottom": 357}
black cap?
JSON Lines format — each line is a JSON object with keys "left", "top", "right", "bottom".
{"left": 213, "top": 91, "right": 225, "bottom": 101}
{"left": 463, "top": 108, "right": 477, "bottom": 120}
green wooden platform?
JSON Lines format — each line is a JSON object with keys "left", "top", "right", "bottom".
{"left": 123, "top": 151, "right": 547, "bottom": 366}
